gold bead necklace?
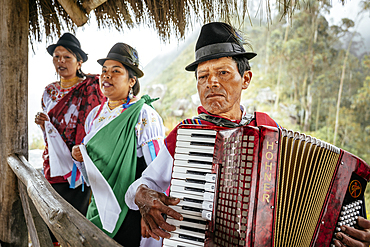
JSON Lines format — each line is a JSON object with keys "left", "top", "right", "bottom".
{"left": 60, "top": 76, "right": 80, "bottom": 89}
{"left": 108, "top": 99, "right": 127, "bottom": 110}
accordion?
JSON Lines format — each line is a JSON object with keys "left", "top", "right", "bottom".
{"left": 163, "top": 124, "right": 370, "bottom": 247}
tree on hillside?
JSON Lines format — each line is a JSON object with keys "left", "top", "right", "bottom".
{"left": 269, "top": 1, "right": 332, "bottom": 131}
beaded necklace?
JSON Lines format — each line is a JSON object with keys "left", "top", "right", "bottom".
{"left": 108, "top": 99, "right": 127, "bottom": 110}
{"left": 60, "top": 76, "right": 80, "bottom": 89}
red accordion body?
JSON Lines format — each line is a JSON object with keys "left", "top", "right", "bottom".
{"left": 164, "top": 124, "right": 370, "bottom": 247}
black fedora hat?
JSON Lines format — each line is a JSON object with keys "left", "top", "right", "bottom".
{"left": 47, "top": 33, "right": 88, "bottom": 62}
{"left": 185, "top": 22, "right": 257, "bottom": 71}
{"left": 97, "top": 43, "right": 144, "bottom": 78}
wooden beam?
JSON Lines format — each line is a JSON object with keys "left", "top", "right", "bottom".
{"left": 0, "top": 0, "right": 29, "bottom": 245}
{"left": 7, "top": 154, "right": 122, "bottom": 247}
{"left": 18, "top": 182, "right": 53, "bottom": 247}
{"left": 56, "top": 0, "right": 88, "bottom": 26}
{"left": 82, "top": 0, "right": 108, "bottom": 14}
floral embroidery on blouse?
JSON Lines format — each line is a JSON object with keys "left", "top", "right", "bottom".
{"left": 135, "top": 125, "right": 143, "bottom": 133}
{"left": 142, "top": 118, "right": 148, "bottom": 126}
{"left": 45, "top": 81, "right": 81, "bottom": 102}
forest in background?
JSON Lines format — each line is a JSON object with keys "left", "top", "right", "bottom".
{"left": 28, "top": 0, "right": 370, "bottom": 219}
{"left": 143, "top": 1, "right": 370, "bottom": 213}
{"left": 145, "top": 1, "right": 370, "bottom": 162}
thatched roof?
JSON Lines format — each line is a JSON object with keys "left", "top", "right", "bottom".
{"left": 29, "top": 0, "right": 346, "bottom": 44}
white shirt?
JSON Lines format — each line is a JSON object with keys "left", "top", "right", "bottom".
{"left": 84, "top": 101, "right": 165, "bottom": 163}
{"left": 125, "top": 105, "right": 251, "bottom": 210}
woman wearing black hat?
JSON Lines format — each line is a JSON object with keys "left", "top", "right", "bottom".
{"left": 71, "top": 42, "right": 165, "bottom": 247}
{"left": 34, "top": 33, "right": 104, "bottom": 246}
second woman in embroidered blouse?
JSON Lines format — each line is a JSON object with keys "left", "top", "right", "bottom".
{"left": 71, "top": 43, "right": 165, "bottom": 247}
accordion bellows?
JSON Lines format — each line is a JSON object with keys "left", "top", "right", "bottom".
{"left": 164, "top": 125, "right": 370, "bottom": 247}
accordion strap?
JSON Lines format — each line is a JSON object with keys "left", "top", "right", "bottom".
{"left": 196, "top": 113, "right": 254, "bottom": 127}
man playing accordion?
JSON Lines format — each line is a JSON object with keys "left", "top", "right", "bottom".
{"left": 125, "top": 22, "right": 370, "bottom": 247}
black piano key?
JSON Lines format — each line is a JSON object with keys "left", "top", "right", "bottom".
{"left": 190, "top": 133, "right": 216, "bottom": 139}
{"left": 188, "top": 152, "right": 213, "bottom": 158}
{"left": 182, "top": 206, "right": 202, "bottom": 213}
{"left": 182, "top": 216, "right": 207, "bottom": 225}
{"left": 185, "top": 170, "right": 208, "bottom": 176}
{"left": 185, "top": 187, "right": 205, "bottom": 193}
{"left": 183, "top": 197, "right": 203, "bottom": 204}
{"left": 190, "top": 141, "right": 215, "bottom": 147}
{"left": 188, "top": 160, "right": 213, "bottom": 165}
{"left": 185, "top": 178, "right": 206, "bottom": 184}
{"left": 180, "top": 225, "right": 206, "bottom": 234}
{"left": 178, "top": 233, "right": 204, "bottom": 243}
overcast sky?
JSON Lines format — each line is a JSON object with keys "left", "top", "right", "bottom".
{"left": 28, "top": 0, "right": 370, "bottom": 144}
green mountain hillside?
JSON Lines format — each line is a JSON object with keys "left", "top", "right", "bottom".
{"left": 142, "top": 36, "right": 199, "bottom": 131}
{"left": 143, "top": 9, "right": 370, "bottom": 163}
{"left": 141, "top": 3, "right": 370, "bottom": 216}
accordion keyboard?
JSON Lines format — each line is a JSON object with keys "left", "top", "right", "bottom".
{"left": 163, "top": 128, "right": 218, "bottom": 247}
{"left": 163, "top": 125, "right": 370, "bottom": 247}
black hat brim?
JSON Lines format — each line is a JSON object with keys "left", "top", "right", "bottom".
{"left": 97, "top": 57, "right": 144, "bottom": 78}
{"left": 185, "top": 52, "right": 257, "bottom": 71}
{"left": 47, "top": 43, "right": 88, "bottom": 63}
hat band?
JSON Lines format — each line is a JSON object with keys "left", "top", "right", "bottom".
{"left": 56, "top": 40, "right": 81, "bottom": 50}
{"left": 195, "top": 43, "right": 245, "bottom": 60}
{"left": 108, "top": 53, "right": 137, "bottom": 66}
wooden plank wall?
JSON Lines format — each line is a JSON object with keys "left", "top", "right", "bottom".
{"left": 0, "top": 0, "right": 29, "bottom": 245}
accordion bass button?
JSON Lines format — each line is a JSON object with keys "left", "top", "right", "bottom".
{"left": 202, "top": 211, "right": 212, "bottom": 221}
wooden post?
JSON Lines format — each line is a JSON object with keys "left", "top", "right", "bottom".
{"left": 0, "top": 0, "right": 29, "bottom": 246}
{"left": 18, "top": 182, "right": 53, "bottom": 247}
{"left": 8, "top": 154, "right": 122, "bottom": 247}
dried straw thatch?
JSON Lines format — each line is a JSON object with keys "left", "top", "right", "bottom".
{"left": 29, "top": 0, "right": 346, "bottom": 44}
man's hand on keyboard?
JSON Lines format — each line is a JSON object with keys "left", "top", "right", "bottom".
{"left": 135, "top": 184, "right": 183, "bottom": 240}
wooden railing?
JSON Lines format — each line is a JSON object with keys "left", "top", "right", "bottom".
{"left": 7, "top": 153, "right": 122, "bottom": 247}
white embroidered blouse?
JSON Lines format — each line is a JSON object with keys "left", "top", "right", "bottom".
{"left": 83, "top": 100, "right": 165, "bottom": 164}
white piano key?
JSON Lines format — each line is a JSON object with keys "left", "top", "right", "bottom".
{"left": 177, "top": 135, "right": 216, "bottom": 143}
{"left": 163, "top": 238, "right": 201, "bottom": 247}
{"left": 178, "top": 128, "right": 217, "bottom": 136}
{"left": 166, "top": 217, "right": 207, "bottom": 230}
{"left": 170, "top": 191, "right": 214, "bottom": 202}
{"left": 173, "top": 166, "right": 215, "bottom": 176}
{"left": 176, "top": 140, "right": 215, "bottom": 148}
{"left": 172, "top": 172, "right": 216, "bottom": 183}
{"left": 175, "top": 153, "right": 213, "bottom": 163}
{"left": 170, "top": 205, "right": 212, "bottom": 220}
{"left": 175, "top": 146, "right": 214, "bottom": 155}
{"left": 176, "top": 141, "right": 215, "bottom": 151}
{"left": 164, "top": 233, "right": 204, "bottom": 246}
{"left": 174, "top": 160, "right": 213, "bottom": 170}
{"left": 173, "top": 227, "right": 205, "bottom": 240}
{"left": 177, "top": 199, "right": 213, "bottom": 211}
{"left": 171, "top": 179, "right": 216, "bottom": 192}
{"left": 170, "top": 185, "right": 209, "bottom": 197}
